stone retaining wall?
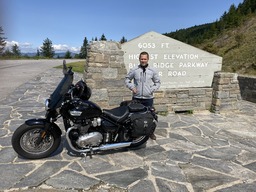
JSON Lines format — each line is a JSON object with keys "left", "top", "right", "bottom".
{"left": 84, "top": 41, "right": 242, "bottom": 113}
{"left": 238, "top": 75, "right": 256, "bottom": 103}
{"left": 153, "top": 88, "right": 213, "bottom": 112}
{"left": 211, "top": 72, "right": 241, "bottom": 113}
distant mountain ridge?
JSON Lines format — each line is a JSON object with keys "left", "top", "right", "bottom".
{"left": 21, "top": 52, "right": 77, "bottom": 58}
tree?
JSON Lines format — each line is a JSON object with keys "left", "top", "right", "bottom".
{"left": 79, "top": 36, "right": 88, "bottom": 58}
{"left": 4, "top": 48, "right": 12, "bottom": 57}
{"left": 226, "top": 4, "right": 239, "bottom": 27}
{"left": 120, "top": 36, "right": 127, "bottom": 44}
{"left": 12, "top": 44, "right": 21, "bottom": 56}
{"left": 40, "top": 38, "right": 55, "bottom": 58}
{"left": 100, "top": 33, "right": 107, "bottom": 41}
{"left": 65, "top": 50, "right": 72, "bottom": 59}
{"left": 36, "top": 49, "right": 40, "bottom": 57}
{"left": 0, "top": 26, "right": 7, "bottom": 55}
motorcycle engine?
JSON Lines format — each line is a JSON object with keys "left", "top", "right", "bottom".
{"left": 76, "top": 132, "right": 103, "bottom": 148}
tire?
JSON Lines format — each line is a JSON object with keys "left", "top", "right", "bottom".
{"left": 12, "top": 123, "right": 61, "bottom": 159}
{"left": 129, "top": 135, "right": 149, "bottom": 148}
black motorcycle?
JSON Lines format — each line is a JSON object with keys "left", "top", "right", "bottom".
{"left": 11, "top": 60, "right": 157, "bottom": 159}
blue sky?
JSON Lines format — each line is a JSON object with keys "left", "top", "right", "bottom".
{"left": 1, "top": 0, "right": 244, "bottom": 53}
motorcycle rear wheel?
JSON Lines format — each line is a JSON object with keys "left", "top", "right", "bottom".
{"left": 129, "top": 135, "right": 149, "bottom": 148}
{"left": 12, "top": 123, "right": 61, "bottom": 159}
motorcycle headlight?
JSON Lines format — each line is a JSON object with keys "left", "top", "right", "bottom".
{"left": 45, "top": 99, "right": 50, "bottom": 111}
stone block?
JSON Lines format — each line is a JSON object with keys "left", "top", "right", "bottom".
{"left": 195, "top": 102, "right": 206, "bottom": 108}
{"left": 91, "top": 73, "right": 103, "bottom": 80}
{"left": 94, "top": 54, "right": 106, "bottom": 63}
{"left": 154, "top": 98, "right": 170, "bottom": 104}
{"left": 177, "top": 93, "right": 189, "bottom": 99}
{"left": 222, "top": 84, "right": 240, "bottom": 90}
{"left": 216, "top": 91, "right": 229, "bottom": 99}
{"left": 109, "top": 97, "right": 124, "bottom": 106}
{"left": 110, "top": 63, "right": 122, "bottom": 68}
{"left": 189, "top": 89, "right": 206, "bottom": 95}
{"left": 154, "top": 91, "right": 164, "bottom": 98}
{"left": 95, "top": 101, "right": 110, "bottom": 109}
{"left": 90, "top": 89, "right": 108, "bottom": 101}
{"left": 214, "top": 72, "right": 235, "bottom": 78}
{"left": 176, "top": 98, "right": 192, "bottom": 103}
{"left": 206, "top": 90, "right": 213, "bottom": 97}
{"left": 123, "top": 96, "right": 132, "bottom": 101}
{"left": 165, "top": 91, "right": 177, "bottom": 98}
{"left": 212, "top": 99, "right": 221, "bottom": 106}
{"left": 102, "top": 68, "right": 118, "bottom": 79}
{"left": 169, "top": 97, "right": 177, "bottom": 104}
{"left": 89, "top": 41, "right": 121, "bottom": 52}
{"left": 85, "top": 79, "right": 95, "bottom": 84}
{"left": 197, "top": 97, "right": 212, "bottom": 102}
{"left": 171, "top": 105, "right": 194, "bottom": 112}
{"left": 87, "top": 67, "right": 102, "bottom": 73}
{"left": 229, "top": 93, "right": 240, "bottom": 98}
{"left": 88, "top": 63, "right": 104, "bottom": 68}
{"left": 117, "top": 68, "right": 128, "bottom": 75}
{"left": 218, "top": 78, "right": 231, "bottom": 85}
{"left": 108, "top": 90, "right": 128, "bottom": 97}
{"left": 154, "top": 104, "right": 168, "bottom": 112}
{"left": 101, "top": 80, "right": 125, "bottom": 88}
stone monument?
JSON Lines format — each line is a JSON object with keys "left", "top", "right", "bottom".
{"left": 84, "top": 34, "right": 240, "bottom": 113}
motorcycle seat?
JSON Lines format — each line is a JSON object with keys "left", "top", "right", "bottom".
{"left": 103, "top": 106, "right": 129, "bottom": 122}
{"left": 128, "top": 103, "right": 147, "bottom": 112}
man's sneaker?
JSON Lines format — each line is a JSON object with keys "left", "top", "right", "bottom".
{"left": 149, "top": 133, "right": 156, "bottom": 140}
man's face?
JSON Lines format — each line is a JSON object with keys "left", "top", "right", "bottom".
{"left": 139, "top": 54, "right": 149, "bottom": 66}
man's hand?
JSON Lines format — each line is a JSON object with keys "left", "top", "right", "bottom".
{"left": 131, "top": 88, "right": 137, "bottom": 94}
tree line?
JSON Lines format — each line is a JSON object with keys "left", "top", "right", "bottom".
{"left": 0, "top": 30, "right": 128, "bottom": 59}
{"left": 164, "top": 0, "right": 256, "bottom": 45}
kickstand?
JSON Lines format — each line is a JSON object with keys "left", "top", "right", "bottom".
{"left": 81, "top": 148, "right": 94, "bottom": 162}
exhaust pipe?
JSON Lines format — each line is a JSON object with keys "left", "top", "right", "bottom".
{"left": 98, "top": 142, "right": 132, "bottom": 151}
{"left": 66, "top": 127, "right": 132, "bottom": 153}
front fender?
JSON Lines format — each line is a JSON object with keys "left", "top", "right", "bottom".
{"left": 25, "top": 118, "right": 62, "bottom": 136}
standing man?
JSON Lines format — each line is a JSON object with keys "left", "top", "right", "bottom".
{"left": 125, "top": 51, "right": 161, "bottom": 140}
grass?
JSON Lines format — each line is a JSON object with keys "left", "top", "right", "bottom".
{"left": 157, "top": 111, "right": 169, "bottom": 116}
{"left": 197, "top": 16, "right": 256, "bottom": 76}
{"left": 54, "top": 61, "right": 85, "bottom": 73}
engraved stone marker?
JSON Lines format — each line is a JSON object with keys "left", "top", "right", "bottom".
{"left": 121, "top": 31, "right": 222, "bottom": 88}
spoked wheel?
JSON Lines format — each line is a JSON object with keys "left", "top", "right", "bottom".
{"left": 129, "top": 135, "right": 149, "bottom": 148}
{"left": 12, "top": 123, "right": 61, "bottom": 159}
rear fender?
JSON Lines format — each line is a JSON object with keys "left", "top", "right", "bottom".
{"left": 25, "top": 118, "right": 62, "bottom": 136}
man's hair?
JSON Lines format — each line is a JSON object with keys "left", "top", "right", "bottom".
{"left": 139, "top": 51, "right": 149, "bottom": 59}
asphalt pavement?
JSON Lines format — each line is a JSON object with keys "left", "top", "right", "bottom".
{"left": 1, "top": 61, "right": 256, "bottom": 192}
{"left": 0, "top": 59, "right": 84, "bottom": 99}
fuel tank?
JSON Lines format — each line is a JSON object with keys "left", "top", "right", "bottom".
{"left": 61, "top": 98, "right": 102, "bottom": 121}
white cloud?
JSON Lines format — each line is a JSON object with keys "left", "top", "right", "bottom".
{"left": 21, "top": 42, "right": 33, "bottom": 48}
{"left": 53, "top": 44, "right": 69, "bottom": 51}
{"left": 5, "top": 40, "right": 80, "bottom": 53}
{"left": 5, "top": 41, "right": 35, "bottom": 52}
{"left": 53, "top": 44, "right": 80, "bottom": 53}
{"left": 5, "top": 40, "right": 19, "bottom": 49}
{"left": 70, "top": 46, "right": 80, "bottom": 52}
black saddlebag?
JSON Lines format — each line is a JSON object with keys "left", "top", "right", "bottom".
{"left": 130, "top": 113, "right": 156, "bottom": 137}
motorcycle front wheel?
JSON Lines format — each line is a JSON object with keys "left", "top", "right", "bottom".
{"left": 12, "top": 123, "right": 61, "bottom": 159}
